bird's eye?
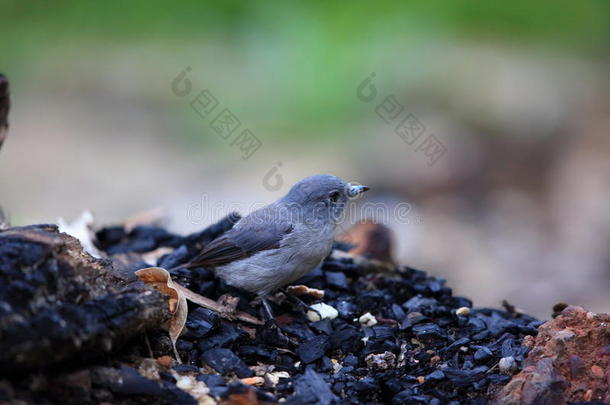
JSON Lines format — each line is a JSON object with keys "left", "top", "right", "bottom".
{"left": 329, "top": 191, "right": 340, "bottom": 203}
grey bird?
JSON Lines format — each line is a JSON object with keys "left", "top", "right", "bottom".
{"left": 185, "top": 174, "right": 369, "bottom": 299}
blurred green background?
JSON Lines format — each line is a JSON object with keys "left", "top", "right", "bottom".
{"left": 1, "top": 1, "right": 609, "bottom": 317}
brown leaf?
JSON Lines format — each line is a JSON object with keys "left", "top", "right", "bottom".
{"left": 175, "top": 283, "right": 263, "bottom": 325}
{"left": 135, "top": 267, "right": 263, "bottom": 352}
{"left": 286, "top": 285, "right": 325, "bottom": 299}
{"left": 135, "top": 267, "right": 187, "bottom": 362}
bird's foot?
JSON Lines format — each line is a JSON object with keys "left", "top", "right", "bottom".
{"left": 281, "top": 288, "right": 322, "bottom": 318}
{"left": 215, "top": 294, "right": 239, "bottom": 321}
{"left": 259, "top": 299, "right": 292, "bottom": 347}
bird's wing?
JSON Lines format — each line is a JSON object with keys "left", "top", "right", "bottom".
{"left": 187, "top": 206, "right": 293, "bottom": 268}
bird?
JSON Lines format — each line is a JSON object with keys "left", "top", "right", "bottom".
{"left": 183, "top": 174, "right": 369, "bottom": 313}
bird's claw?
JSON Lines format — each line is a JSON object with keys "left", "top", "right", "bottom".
{"left": 216, "top": 294, "right": 239, "bottom": 320}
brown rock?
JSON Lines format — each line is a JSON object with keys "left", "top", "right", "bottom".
{"left": 494, "top": 305, "right": 609, "bottom": 404}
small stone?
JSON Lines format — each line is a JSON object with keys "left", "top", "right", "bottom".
{"left": 265, "top": 371, "right": 290, "bottom": 387}
{"left": 358, "top": 312, "right": 378, "bottom": 327}
{"left": 456, "top": 307, "right": 471, "bottom": 316}
{"left": 307, "top": 303, "right": 338, "bottom": 322}
{"left": 499, "top": 356, "right": 518, "bottom": 374}
{"left": 176, "top": 376, "right": 194, "bottom": 390}
{"left": 365, "top": 351, "right": 396, "bottom": 370}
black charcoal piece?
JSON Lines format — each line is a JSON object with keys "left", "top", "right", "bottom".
{"left": 200, "top": 348, "right": 253, "bottom": 378}
{"left": 391, "top": 304, "right": 406, "bottom": 321}
{"left": 173, "top": 364, "right": 199, "bottom": 373}
{"left": 319, "top": 356, "right": 334, "bottom": 372}
{"left": 426, "top": 370, "right": 445, "bottom": 381}
{"left": 369, "top": 325, "right": 396, "bottom": 340}
{"left": 329, "top": 322, "right": 362, "bottom": 353}
{"left": 296, "top": 335, "right": 330, "bottom": 364}
{"left": 280, "top": 318, "right": 317, "bottom": 341}
{"left": 486, "top": 374, "right": 511, "bottom": 384}
{"left": 473, "top": 346, "right": 493, "bottom": 362}
{"left": 95, "top": 366, "right": 163, "bottom": 396}
{"left": 444, "top": 337, "right": 470, "bottom": 352}
{"left": 412, "top": 323, "right": 446, "bottom": 339}
{"left": 324, "top": 272, "right": 348, "bottom": 290}
{"left": 238, "top": 345, "right": 276, "bottom": 362}
{"left": 446, "top": 296, "right": 473, "bottom": 309}
{"left": 352, "top": 376, "right": 378, "bottom": 392}
{"left": 335, "top": 300, "right": 358, "bottom": 318}
{"left": 196, "top": 373, "right": 226, "bottom": 386}
{"left": 467, "top": 316, "right": 487, "bottom": 332}
{"left": 288, "top": 367, "right": 338, "bottom": 405}
{"left": 175, "top": 339, "right": 193, "bottom": 351}
{"left": 293, "top": 266, "right": 324, "bottom": 285}
{"left": 342, "top": 354, "right": 359, "bottom": 367}
{"left": 95, "top": 226, "right": 125, "bottom": 250}
{"left": 443, "top": 366, "right": 488, "bottom": 387}
{"left": 311, "top": 319, "right": 333, "bottom": 335}
{"left": 184, "top": 308, "right": 219, "bottom": 339}
{"left": 197, "top": 322, "right": 246, "bottom": 350}
{"left": 158, "top": 244, "right": 189, "bottom": 269}
{"left": 471, "top": 331, "right": 490, "bottom": 340}
{"left": 402, "top": 295, "right": 438, "bottom": 314}
{"left": 356, "top": 290, "right": 386, "bottom": 311}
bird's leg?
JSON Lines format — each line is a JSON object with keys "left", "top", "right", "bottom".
{"left": 281, "top": 288, "right": 322, "bottom": 318}
{"left": 259, "top": 298, "right": 291, "bottom": 346}
{"left": 261, "top": 298, "right": 275, "bottom": 322}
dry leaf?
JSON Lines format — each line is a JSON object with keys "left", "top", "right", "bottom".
{"left": 135, "top": 267, "right": 263, "bottom": 359}
{"left": 135, "top": 267, "right": 187, "bottom": 362}
{"left": 175, "top": 283, "right": 263, "bottom": 325}
{"left": 286, "top": 285, "right": 325, "bottom": 299}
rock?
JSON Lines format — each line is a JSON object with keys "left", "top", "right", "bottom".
{"left": 499, "top": 356, "right": 518, "bottom": 374}
{"left": 307, "top": 303, "right": 339, "bottom": 322}
{"left": 358, "top": 312, "right": 378, "bottom": 327}
{"left": 494, "top": 306, "right": 610, "bottom": 404}
{"left": 456, "top": 307, "right": 471, "bottom": 316}
{"left": 365, "top": 352, "right": 396, "bottom": 370}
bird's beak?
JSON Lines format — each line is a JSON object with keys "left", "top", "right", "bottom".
{"left": 347, "top": 184, "right": 370, "bottom": 198}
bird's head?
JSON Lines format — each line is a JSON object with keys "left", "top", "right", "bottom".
{"left": 282, "top": 174, "right": 369, "bottom": 226}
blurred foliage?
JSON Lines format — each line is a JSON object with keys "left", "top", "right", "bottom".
{"left": 1, "top": 1, "right": 609, "bottom": 142}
